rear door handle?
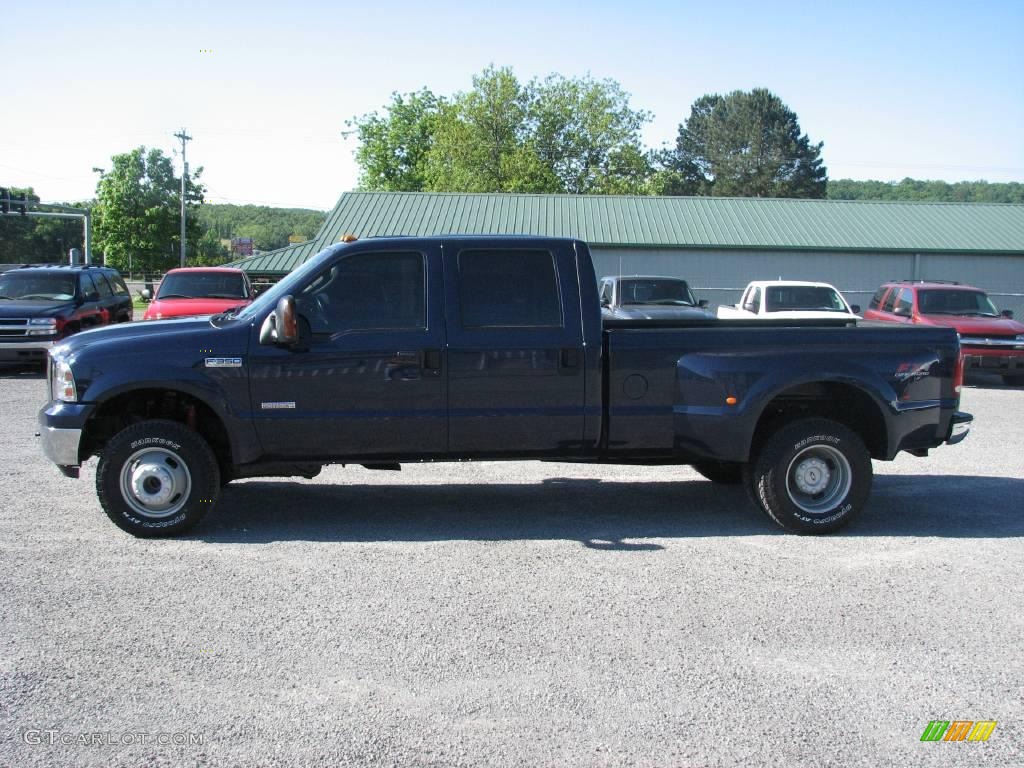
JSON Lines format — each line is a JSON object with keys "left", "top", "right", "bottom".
{"left": 423, "top": 348, "right": 442, "bottom": 374}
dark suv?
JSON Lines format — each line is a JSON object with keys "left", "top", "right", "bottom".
{"left": 0, "top": 265, "right": 133, "bottom": 364}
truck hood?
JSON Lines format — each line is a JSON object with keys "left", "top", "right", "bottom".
{"left": 605, "top": 305, "right": 716, "bottom": 321}
{"left": 918, "top": 314, "right": 1024, "bottom": 336}
{"left": 0, "top": 299, "right": 76, "bottom": 318}
{"left": 53, "top": 317, "right": 220, "bottom": 360}
{"left": 143, "top": 297, "right": 251, "bottom": 320}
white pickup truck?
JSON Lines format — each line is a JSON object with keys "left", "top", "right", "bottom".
{"left": 717, "top": 280, "right": 860, "bottom": 321}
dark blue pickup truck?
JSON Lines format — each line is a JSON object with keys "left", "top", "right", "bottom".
{"left": 39, "top": 236, "right": 972, "bottom": 537}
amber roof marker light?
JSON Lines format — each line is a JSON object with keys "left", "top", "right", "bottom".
{"left": 726, "top": 396, "right": 738, "bottom": 406}
{"left": 340, "top": 233, "right": 359, "bottom": 243}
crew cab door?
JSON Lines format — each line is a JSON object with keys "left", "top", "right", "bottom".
{"left": 248, "top": 243, "right": 446, "bottom": 459}
{"left": 443, "top": 239, "right": 586, "bottom": 456}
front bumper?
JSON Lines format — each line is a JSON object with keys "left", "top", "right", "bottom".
{"left": 38, "top": 401, "right": 94, "bottom": 475}
{"left": 946, "top": 411, "right": 973, "bottom": 445}
{"left": 40, "top": 425, "right": 83, "bottom": 473}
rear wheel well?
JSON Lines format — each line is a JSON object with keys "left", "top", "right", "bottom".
{"left": 751, "top": 382, "right": 887, "bottom": 460}
{"left": 82, "top": 389, "right": 232, "bottom": 475}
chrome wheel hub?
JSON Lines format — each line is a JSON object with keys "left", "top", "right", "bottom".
{"left": 793, "top": 457, "right": 830, "bottom": 495}
{"left": 119, "top": 447, "right": 192, "bottom": 519}
{"left": 785, "top": 445, "right": 852, "bottom": 515}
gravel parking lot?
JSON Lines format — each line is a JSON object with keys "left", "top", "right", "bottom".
{"left": 1, "top": 368, "right": 1021, "bottom": 767}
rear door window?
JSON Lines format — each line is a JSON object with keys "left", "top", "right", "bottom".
{"left": 894, "top": 288, "right": 914, "bottom": 315}
{"left": 93, "top": 273, "right": 114, "bottom": 298}
{"left": 881, "top": 288, "right": 898, "bottom": 312}
{"left": 80, "top": 273, "right": 97, "bottom": 300}
{"left": 458, "top": 249, "right": 562, "bottom": 328}
{"left": 109, "top": 274, "right": 130, "bottom": 296}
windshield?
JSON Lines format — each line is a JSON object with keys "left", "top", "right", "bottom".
{"left": 765, "top": 286, "right": 847, "bottom": 312}
{"left": 917, "top": 289, "right": 999, "bottom": 317}
{"left": 619, "top": 279, "right": 695, "bottom": 306}
{"left": 234, "top": 245, "right": 342, "bottom": 321}
{"left": 157, "top": 271, "right": 248, "bottom": 300}
{"left": 0, "top": 272, "right": 77, "bottom": 301}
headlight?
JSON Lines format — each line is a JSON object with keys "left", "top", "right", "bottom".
{"left": 27, "top": 318, "right": 58, "bottom": 336}
{"left": 51, "top": 358, "right": 77, "bottom": 402}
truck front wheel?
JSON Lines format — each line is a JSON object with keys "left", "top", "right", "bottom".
{"left": 744, "top": 418, "right": 871, "bottom": 534}
{"left": 96, "top": 419, "right": 220, "bottom": 537}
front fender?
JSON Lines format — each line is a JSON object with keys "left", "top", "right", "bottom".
{"left": 77, "top": 363, "right": 260, "bottom": 466}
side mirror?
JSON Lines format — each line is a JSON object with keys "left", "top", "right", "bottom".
{"left": 600, "top": 296, "right": 610, "bottom": 308}
{"left": 697, "top": 299, "right": 709, "bottom": 308}
{"left": 259, "top": 295, "right": 299, "bottom": 346}
{"left": 850, "top": 304, "right": 861, "bottom": 314}
{"left": 893, "top": 305, "right": 910, "bottom": 317}
{"left": 85, "top": 291, "right": 100, "bottom": 302}
{"left": 1001, "top": 309, "right": 1014, "bottom": 320}
{"left": 140, "top": 289, "right": 152, "bottom": 302}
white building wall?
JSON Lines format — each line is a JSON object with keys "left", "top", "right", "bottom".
{"left": 591, "top": 248, "right": 1024, "bottom": 317}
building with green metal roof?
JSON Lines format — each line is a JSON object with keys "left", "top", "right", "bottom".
{"left": 229, "top": 192, "right": 1024, "bottom": 315}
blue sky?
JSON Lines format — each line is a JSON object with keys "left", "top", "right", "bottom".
{"left": 2, "top": 0, "right": 1022, "bottom": 209}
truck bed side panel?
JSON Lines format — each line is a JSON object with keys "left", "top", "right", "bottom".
{"left": 605, "top": 326, "right": 961, "bottom": 462}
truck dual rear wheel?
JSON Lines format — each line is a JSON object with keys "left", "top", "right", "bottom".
{"left": 96, "top": 419, "right": 219, "bottom": 537}
{"left": 744, "top": 418, "right": 871, "bottom": 534}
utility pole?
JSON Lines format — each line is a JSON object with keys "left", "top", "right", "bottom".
{"left": 173, "top": 128, "right": 192, "bottom": 268}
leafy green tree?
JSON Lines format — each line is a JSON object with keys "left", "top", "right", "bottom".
{"left": 347, "top": 89, "right": 445, "bottom": 192}
{"left": 659, "top": 89, "right": 827, "bottom": 198}
{"left": 92, "top": 147, "right": 204, "bottom": 273}
{"left": 531, "top": 74, "right": 653, "bottom": 194}
{"left": 349, "top": 67, "right": 655, "bottom": 194}
{"left": 193, "top": 229, "right": 231, "bottom": 266}
{"left": 425, "top": 66, "right": 556, "bottom": 193}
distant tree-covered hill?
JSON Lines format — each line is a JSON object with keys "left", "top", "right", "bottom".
{"left": 827, "top": 178, "right": 1024, "bottom": 203}
{"left": 197, "top": 204, "right": 328, "bottom": 252}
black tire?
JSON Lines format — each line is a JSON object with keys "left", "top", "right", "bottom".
{"left": 744, "top": 418, "right": 872, "bottom": 534}
{"left": 1002, "top": 374, "right": 1024, "bottom": 387}
{"left": 96, "top": 419, "right": 219, "bottom": 537}
{"left": 692, "top": 461, "right": 744, "bottom": 485}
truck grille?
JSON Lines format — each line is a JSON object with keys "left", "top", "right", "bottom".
{"left": 960, "top": 334, "right": 1024, "bottom": 350}
{"left": 0, "top": 319, "right": 30, "bottom": 338}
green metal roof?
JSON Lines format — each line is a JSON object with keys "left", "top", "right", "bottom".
{"left": 230, "top": 192, "right": 1024, "bottom": 275}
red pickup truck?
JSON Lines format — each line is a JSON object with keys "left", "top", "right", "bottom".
{"left": 142, "top": 267, "right": 254, "bottom": 320}
{"left": 863, "top": 280, "right": 1024, "bottom": 385}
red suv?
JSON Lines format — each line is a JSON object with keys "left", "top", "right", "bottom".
{"left": 864, "top": 280, "right": 1024, "bottom": 385}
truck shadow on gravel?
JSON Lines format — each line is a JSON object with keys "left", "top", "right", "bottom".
{"left": 192, "top": 474, "right": 1024, "bottom": 545}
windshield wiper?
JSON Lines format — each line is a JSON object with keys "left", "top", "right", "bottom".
{"left": 157, "top": 293, "right": 194, "bottom": 299}
{"left": 206, "top": 293, "right": 244, "bottom": 299}
{"left": 0, "top": 295, "right": 12, "bottom": 300}
{"left": 648, "top": 299, "right": 694, "bottom": 306}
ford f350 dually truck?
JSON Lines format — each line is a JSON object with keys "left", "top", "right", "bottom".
{"left": 39, "top": 236, "right": 972, "bottom": 537}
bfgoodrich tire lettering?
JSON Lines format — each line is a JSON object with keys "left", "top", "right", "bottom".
{"left": 744, "top": 418, "right": 872, "bottom": 534}
{"left": 96, "top": 419, "right": 219, "bottom": 537}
